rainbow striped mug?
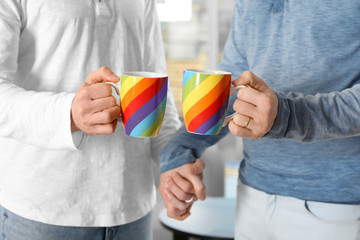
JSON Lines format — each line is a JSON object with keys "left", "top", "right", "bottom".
{"left": 107, "top": 72, "right": 168, "bottom": 137}
{"left": 182, "top": 69, "right": 241, "bottom": 135}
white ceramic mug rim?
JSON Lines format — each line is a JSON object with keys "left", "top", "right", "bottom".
{"left": 122, "top": 71, "right": 167, "bottom": 78}
{"left": 184, "top": 69, "right": 231, "bottom": 75}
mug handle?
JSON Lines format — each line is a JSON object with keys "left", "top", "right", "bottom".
{"left": 222, "top": 85, "right": 247, "bottom": 127}
{"left": 105, "top": 81, "right": 120, "bottom": 95}
{"left": 105, "top": 82, "right": 122, "bottom": 123}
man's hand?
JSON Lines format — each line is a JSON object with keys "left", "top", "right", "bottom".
{"left": 159, "top": 159, "right": 206, "bottom": 220}
{"left": 229, "top": 71, "right": 279, "bottom": 139}
{"left": 71, "top": 66, "right": 121, "bottom": 134}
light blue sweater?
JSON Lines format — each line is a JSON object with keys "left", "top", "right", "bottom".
{"left": 160, "top": 0, "right": 360, "bottom": 203}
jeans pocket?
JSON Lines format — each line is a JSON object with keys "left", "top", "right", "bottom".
{"left": 304, "top": 200, "right": 360, "bottom": 226}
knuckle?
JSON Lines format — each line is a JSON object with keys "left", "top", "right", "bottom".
{"left": 198, "top": 185, "right": 205, "bottom": 193}
{"left": 233, "top": 99, "right": 241, "bottom": 110}
{"left": 183, "top": 183, "right": 192, "bottom": 193}
{"left": 77, "top": 88, "right": 88, "bottom": 99}
{"left": 109, "top": 124, "right": 117, "bottom": 133}
{"left": 172, "top": 172, "right": 182, "bottom": 182}
{"left": 229, "top": 124, "right": 241, "bottom": 136}
{"left": 97, "top": 83, "right": 111, "bottom": 97}
{"left": 242, "top": 70, "right": 252, "bottom": 79}
{"left": 111, "top": 96, "right": 117, "bottom": 106}
{"left": 83, "top": 126, "right": 94, "bottom": 135}
{"left": 167, "top": 179, "right": 174, "bottom": 188}
{"left": 189, "top": 165, "right": 196, "bottom": 174}
{"left": 178, "top": 192, "right": 187, "bottom": 200}
{"left": 169, "top": 172, "right": 178, "bottom": 181}
{"left": 103, "top": 112, "right": 114, "bottom": 123}
{"left": 104, "top": 84, "right": 113, "bottom": 96}
{"left": 100, "top": 65, "right": 110, "bottom": 73}
{"left": 190, "top": 165, "right": 198, "bottom": 175}
{"left": 233, "top": 128, "right": 242, "bottom": 137}
{"left": 103, "top": 124, "right": 115, "bottom": 135}
{"left": 232, "top": 114, "right": 240, "bottom": 124}
{"left": 168, "top": 171, "right": 177, "bottom": 178}
{"left": 165, "top": 190, "right": 173, "bottom": 201}
{"left": 103, "top": 115, "right": 112, "bottom": 124}
{"left": 177, "top": 202, "right": 187, "bottom": 211}
{"left": 185, "top": 166, "right": 193, "bottom": 175}
{"left": 168, "top": 206, "right": 177, "bottom": 214}
{"left": 77, "top": 106, "right": 87, "bottom": 115}
{"left": 115, "top": 106, "right": 121, "bottom": 115}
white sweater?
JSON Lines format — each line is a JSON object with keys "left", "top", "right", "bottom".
{"left": 0, "top": 0, "right": 180, "bottom": 226}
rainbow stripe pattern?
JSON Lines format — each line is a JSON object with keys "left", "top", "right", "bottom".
{"left": 120, "top": 74, "right": 168, "bottom": 137}
{"left": 182, "top": 70, "right": 231, "bottom": 135}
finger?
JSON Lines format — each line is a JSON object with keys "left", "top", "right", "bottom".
{"left": 91, "top": 96, "right": 118, "bottom": 113}
{"left": 167, "top": 200, "right": 194, "bottom": 221}
{"left": 163, "top": 188, "right": 188, "bottom": 215}
{"left": 167, "top": 209, "right": 191, "bottom": 221}
{"left": 184, "top": 173, "right": 206, "bottom": 201}
{"left": 233, "top": 99, "right": 257, "bottom": 118}
{"left": 86, "top": 66, "right": 120, "bottom": 85}
{"left": 163, "top": 188, "right": 193, "bottom": 221}
{"left": 232, "top": 70, "right": 269, "bottom": 92}
{"left": 171, "top": 171, "right": 195, "bottom": 195}
{"left": 177, "top": 159, "right": 204, "bottom": 181}
{"left": 177, "top": 159, "right": 206, "bottom": 199}
{"left": 86, "top": 83, "right": 114, "bottom": 100}
{"left": 228, "top": 120, "right": 256, "bottom": 139}
{"left": 85, "top": 120, "right": 118, "bottom": 135}
{"left": 166, "top": 176, "right": 197, "bottom": 206}
{"left": 186, "top": 159, "right": 206, "bottom": 200}
{"left": 232, "top": 113, "right": 252, "bottom": 129}
{"left": 236, "top": 87, "right": 263, "bottom": 106}
{"left": 190, "top": 159, "right": 205, "bottom": 175}
{"left": 168, "top": 172, "right": 196, "bottom": 201}
{"left": 89, "top": 106, "right": 121, "bottom": 124}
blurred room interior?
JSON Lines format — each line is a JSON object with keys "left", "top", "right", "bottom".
{"left": 153, "top": 0, "right": 242, "bottom": 239}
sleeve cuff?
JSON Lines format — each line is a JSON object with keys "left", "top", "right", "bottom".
{"left": 71, "top": 131, "right": 85, "bottom": 149}
{"left": 263, "top": 91, "right": 289, "bottom": 138}
{"left": 60, "top": 93, "right": 83, "bottom": 150}
{"left": 160, "top": 148, "right": 196, "bottom": 173}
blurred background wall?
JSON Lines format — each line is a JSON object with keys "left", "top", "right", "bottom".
{"left": 157, "top": 0, "right": 236, "bottom": 116}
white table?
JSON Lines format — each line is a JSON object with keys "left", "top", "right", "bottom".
{"left": 159, "top": 197, "right": 236, "bottom": 240}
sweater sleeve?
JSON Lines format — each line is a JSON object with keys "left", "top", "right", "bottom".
{"left": 159, "top": 93, "right": 239, "bottom": 172}
{"left": 266, "top": 83, "right": 360, "bottom": 142}
{"left": 0, "top": 0, "right": 78, "bottom": 150}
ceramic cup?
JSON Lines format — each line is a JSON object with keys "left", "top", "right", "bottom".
{"left": 106, "top": 71, "right": 168, "bottom": 137}
{"left": 182, "top": 69, "right": 243, "bottom": 135}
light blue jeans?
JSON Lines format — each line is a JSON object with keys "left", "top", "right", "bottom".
{"left": 0, "top": 205, "right": 152, "bottom": 240}
{"left": 235, "top": 181, "right": 360, "bottom": 240}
